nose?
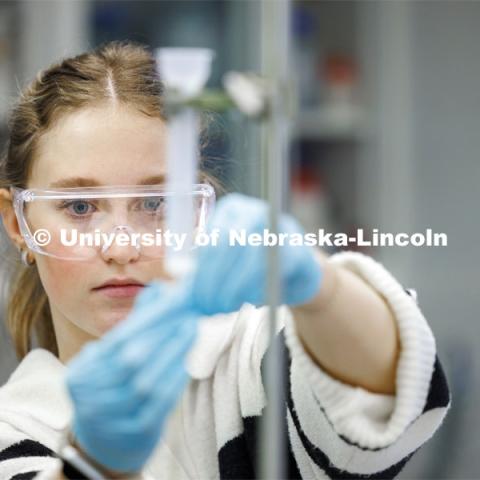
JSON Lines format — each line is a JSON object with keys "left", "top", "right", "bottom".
{"left": 100, "top": 225, "right": 141, "bottom": 265}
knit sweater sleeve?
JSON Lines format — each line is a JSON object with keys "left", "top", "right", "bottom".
{"left": 0, "top": 423, "right": 159, "bottom": 480}
{"left": 278, "top": 251, "right": 451, "bottom": 478}
{"left": 210, "top": 250, "right": 450, "bottom": 479}
{"left": 0, "top": 421, "right": 60, "bottom": 480}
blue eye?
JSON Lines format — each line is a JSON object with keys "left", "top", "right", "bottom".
{"left": 59, "top": 200, "right": 96, "bottom": 217}
{"left": 142, "top": 197, "right": 165, "bottom": 213}
{"left": 72, "top": 201, "right": 90, "bottom": 215}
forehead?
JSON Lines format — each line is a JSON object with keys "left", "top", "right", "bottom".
{"left": 29, "top": 105, "right": 167, "bottom": 188}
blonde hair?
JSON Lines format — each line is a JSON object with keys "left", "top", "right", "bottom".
{"left": 0, "top": 41, "right": 224, "bottom": 359}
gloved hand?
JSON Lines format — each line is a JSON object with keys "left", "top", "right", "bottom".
{"left": 65, "top": 280, "right": 198, "bottom": 474}
{"left": 189, "top": 193, "right": 323, "bottom": 315}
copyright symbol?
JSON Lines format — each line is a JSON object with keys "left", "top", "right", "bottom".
{"left": 33, "top": 229, "right": 51, "bottom": 246}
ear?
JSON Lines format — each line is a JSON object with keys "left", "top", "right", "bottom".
{"left": 0, "top": 188, "right": 24, "bottom": 249}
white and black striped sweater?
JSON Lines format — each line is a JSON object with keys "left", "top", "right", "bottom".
{"left": 0, "top": 252, "right": 450, "bottom": 479}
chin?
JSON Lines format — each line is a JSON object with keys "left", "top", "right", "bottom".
{"left": 99, "top": 311, "right": 131, "bottom": 333}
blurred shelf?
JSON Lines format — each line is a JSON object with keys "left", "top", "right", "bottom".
{"left": 293, "top": 104, "right": 369, "bottom": 142}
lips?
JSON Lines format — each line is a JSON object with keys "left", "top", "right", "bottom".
{"left": 94, "top": 278, "right": 145, "bottom": 289}
{"left": 93, "top": 278, "right": 145, "bottom": 299}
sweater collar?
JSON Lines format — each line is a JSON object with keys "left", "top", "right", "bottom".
{"left": 0, "top": 348, "right": 72, "bottom": 434}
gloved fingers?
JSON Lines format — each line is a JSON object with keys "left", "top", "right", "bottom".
{"left": 100, "top": 361, "right": 190, "bottom": 437}
{"left": 277, "top": 214, "right": 311, "bottom": 276}
{"left": 193, "top": 202, "right": 270, "bottom": 314}
{"left": 133, "top": 315, "right": 197, "bottom": 395}
{"left": 67, "top": 328, "right": 157, "bottom": 394}
{"left": 66, "top": 329, "right": 166, "bottom": 408}
{"left": 200, "top": 193, "right": 268, "bottom": 262}
{"left": 283, "top": 254, "right": 323, "bottom": 305}
{"left": 206, "top": 193, "right": 246, "bottom": 231}
{"left": 193, "top": 242, "right": 235, "bottom": 314}
{"left": 138, "top": 364, "right": 190, "bottom": 433}
{"left": 195, "top": 242, "right": 250, "bottom": 314}
{"left": 93, "top": 343, "right": 192, "bottom": 437}
{"left": 72, "top": 333, "right": 183, "bottom": 414}
{"left": 71, "top": 416, "right": 156, "bottom": 473}
{"left": 73, "top": 381, "right": 136, "bottom": 420}
{"left": 226, "top": 243, "right": 267, "bottom": 309}
{"left": 193, "top": 202, "right": 241, "bottom": 313}
{"left": 277, "top": 214, "right": 323, "bottom": 304}
{"left": 67, "top": 341, "right": 120, "bottom": 391}
{"left": 221, "top": 213, "right": 268, "bottom": 301}
{"left": 76, "top": 314, "right": 197, "bottom": 417}
{"left": 105, "top": 280, "right": 192, "bottom": 343}
{"left": 115, "top": 315, "right": 191, "bottom": 371}
{"left": 70, "top": 314, "right": 198, "bottom": 415}
{"left": 216, "top": 212, "right": 271, "bottom": 310}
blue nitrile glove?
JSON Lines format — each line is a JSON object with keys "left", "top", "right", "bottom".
{"left": 65, "top": 280, "right": 198, "bottom": 474}
{"left": 189, "top": 193, "right": 323, "bottom": 316}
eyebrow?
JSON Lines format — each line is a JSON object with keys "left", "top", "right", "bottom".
{"left": 48, "top": 174, "right": 167, "bottom": 188}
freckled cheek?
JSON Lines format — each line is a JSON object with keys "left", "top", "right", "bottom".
{"left": 35, "top": 257, "right": 91, "bottom": 306}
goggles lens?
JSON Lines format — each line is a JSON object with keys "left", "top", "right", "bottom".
{"left": 12, "top": 185, "right": 215, "bottom": 261}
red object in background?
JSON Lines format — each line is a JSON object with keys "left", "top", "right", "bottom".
{"left": 324, "top": 54, "right": 357, "bottom": 87}
{"left": 290, "top": 164, "right": 333, "bottom": 236}
{"left": 291, "top": 164, "right": 321, "bottom": 193}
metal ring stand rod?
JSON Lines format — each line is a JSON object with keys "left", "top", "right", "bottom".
{"left": 259, "top": 1, "right": 292, "bottom": 479}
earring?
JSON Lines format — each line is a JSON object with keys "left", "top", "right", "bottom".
{"left": 20, "top": 249, "right": 35, "bottom": 267}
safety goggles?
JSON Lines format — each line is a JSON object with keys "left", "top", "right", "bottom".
{"left": 11, "top": 184, "right": 215, "bottom": 261}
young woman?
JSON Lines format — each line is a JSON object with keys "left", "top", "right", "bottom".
{"left": 0, "top": 41, "right": 450, "bottom": 479}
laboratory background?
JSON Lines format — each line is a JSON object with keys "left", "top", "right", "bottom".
{"left": 0, "top": 1, "right": 477, "bottom": 478}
